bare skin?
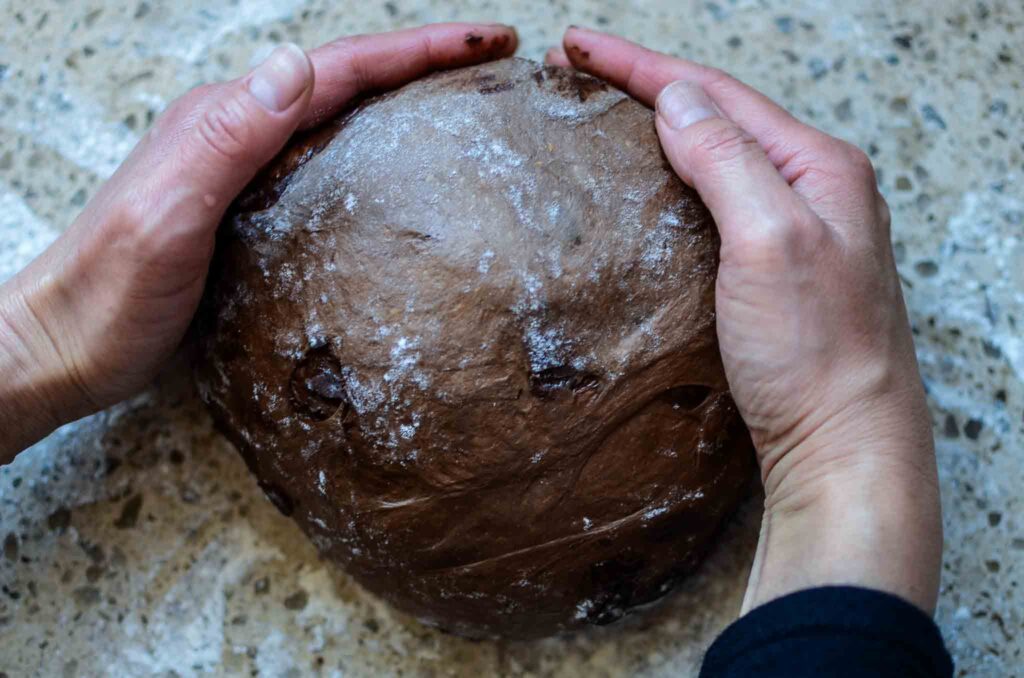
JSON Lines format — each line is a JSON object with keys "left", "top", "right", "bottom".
{"left": 0, "top": 23, "right": 519, "bottom": 460}
{"left": 550, "top": 28, "right": 941, "bottom": 614}
{"left": 0, "top": 22, "right": 940, "bottom": 629}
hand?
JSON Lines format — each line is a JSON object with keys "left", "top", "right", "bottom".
{"left": 548, "top": 29, "right": 941, "bottom": 613}
{"left": 0, "top": 23, "right": 519, "bottom": 463}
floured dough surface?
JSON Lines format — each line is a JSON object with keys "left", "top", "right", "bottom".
{"left": 195, "top": 58, "right": 754, "bottom": 639}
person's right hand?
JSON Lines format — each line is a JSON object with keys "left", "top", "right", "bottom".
{"left": 548, "top": 28, "right": 942, "bottom": 614}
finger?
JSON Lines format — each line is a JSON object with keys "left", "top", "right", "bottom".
{"left": 544, "top": 47, "right": 572, "bottom": 67}
{"left": 561, "top": 27, "right": 821, "bottom": 181}
{"left": 142, "top": 43, "right": 314, "bottom": 213}
{"left": 303, "top": 23, "right": 519, "bottom": 129}
{"left": 82, "top": 41, "right": 313, "bottom": 279}
{"left": 563, "top": 27, "right": 718, "bottom": 105}
{"left": 654, "top": 81, "right": 821, "bottom": 252}
{"left": 562, "top": 27, "right": 884, "bottom": 234}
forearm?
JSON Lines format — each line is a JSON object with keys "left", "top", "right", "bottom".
{"left": 743, "top": 454, "right": 943, "bottom": 614}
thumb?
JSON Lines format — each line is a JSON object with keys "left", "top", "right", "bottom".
{"left": 79, "top": 42, "right": 316, "bottom": 279}
{"left": 654, "top": 81, "right": 817, "bottom": 249}
{"left": 168, "top": 43, "right": 314, "bottom": 211}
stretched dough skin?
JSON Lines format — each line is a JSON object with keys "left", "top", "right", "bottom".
{"left": 194, "top": 58, "right": 755, "bottom": 639}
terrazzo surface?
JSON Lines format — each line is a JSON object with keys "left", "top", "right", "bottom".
{"left": 0, "top": 1, "right": 1021, "bottom": 676}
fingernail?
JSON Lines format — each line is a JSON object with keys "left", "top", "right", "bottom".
{"left": 248, "top": 43, "right": 311, "bottom": 112}
{"left": 656, "top": 81, "right": 720, "bottom": 130}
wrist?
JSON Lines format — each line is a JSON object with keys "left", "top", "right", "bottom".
{"left": 758, "top": 378, "right": 935, "bottom": 497}
{"left": 744, "top": 450, "right": 942, "bottom": 615}
{"left": 0, "top": 273, "right": 94, "bottom": 463}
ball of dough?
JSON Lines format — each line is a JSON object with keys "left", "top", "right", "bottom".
{"left": 195, "top": 58, "right": 754, "bottom": 639}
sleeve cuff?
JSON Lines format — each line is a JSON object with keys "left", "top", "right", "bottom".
{"left": 700, "top": 586, "right": 953, "bottom": 678}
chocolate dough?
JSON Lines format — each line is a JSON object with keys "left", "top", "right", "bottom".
{"left": 195, "top": 58, "right": 755, "bottom": 639}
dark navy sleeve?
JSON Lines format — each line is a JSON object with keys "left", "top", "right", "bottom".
{"left": 700, "top": 586, "right": 954, "bottom": 678}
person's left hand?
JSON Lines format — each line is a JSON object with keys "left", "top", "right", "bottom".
{"left": 0, "top": 23, "right": 519, "bottom": 462}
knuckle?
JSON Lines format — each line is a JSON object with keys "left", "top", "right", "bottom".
{"left": 108, "top": 194, "right": 150, "bottom": 239}
{"left": 320, "top": 38, "right": 368, "bottom": 90}
{"left": 689, "top": 121, "right": 761, "bottom": 167}
{"left": 774, "top": 212, "right": 823, "bottom": 251}
{"left": 104, "top": 199, "right": 157, "bottom": 265}
{"left": 107, "top": 193, "right": 195, "bottom": 270}
{"left": 702, "top": 71, "right": 742, "bottom": 101}
{"left": 184, "top": 83, "right": 219, "bottom": 107}
{"left": 704, "top": 67, "right": 731, "bottom": 83}
{"left": 147, "top": 83, "right": 220, "bottom": 146}
{"left": 193, "top": 90, "right": 255, "bottom": 165}
{"left": 840, "top": 142, "right": 877, "bottom": 184}
{"left": 724, "top": 210, "right": 825, "bottom": 264}
{"left": 164, "top": 84, "right": 216, "bottom": 122}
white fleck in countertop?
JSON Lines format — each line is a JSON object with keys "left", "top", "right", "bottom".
{"left": 0, "top": 1, "right": 1021, "bottom": 676}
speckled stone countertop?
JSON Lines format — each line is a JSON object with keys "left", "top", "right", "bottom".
{"left": 0, "top": 1, "right": 1021, "bottom": 676}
